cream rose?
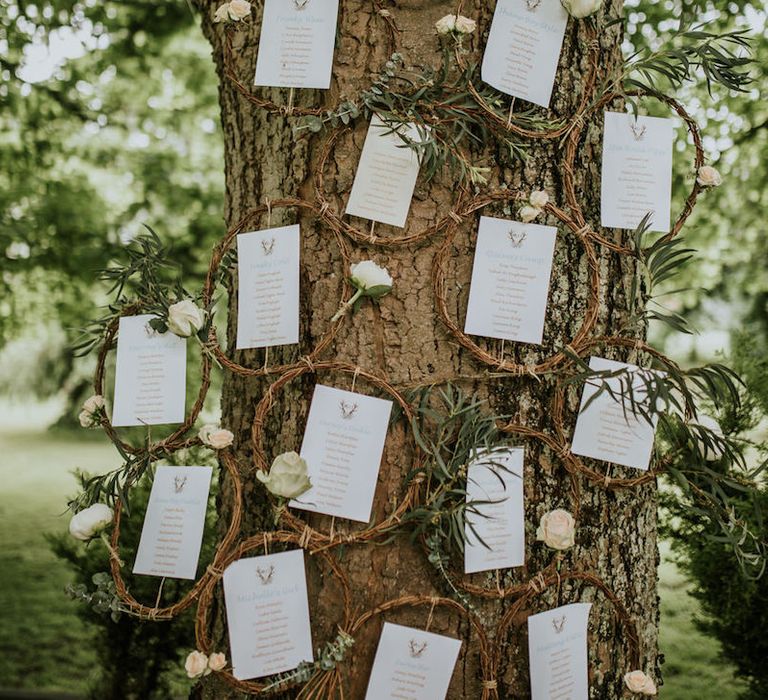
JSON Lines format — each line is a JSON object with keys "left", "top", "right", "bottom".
{"left": 435, "top": 14, "right": 457, "bottom": 35}
{"left": 257, "top": 451, "right": 312, "bottom": 499}
{"left": 208, "top": 652, "right": 227, "bottom": 672}
{"left": 199, "top": 424, "right": 235, "bottom": 450}
{"left": 454, "top": 15, "right": 477, "bottom": 34}
{"left": 624, "top": 670, "right": 657, "bottom": 695}
{"left": 529, "top": 190, "right": 550, "bottom": 208}
{"left": 536, "top": 509, "right": 576, "bottom": 550}
{"left": 213, "top": 3, "right": 230, "bottom": 22}
{"left": 691, "top": 414, "right": 725, "bottom": 461}
{"left": 562, "top": 0, "right": 603, "bottom": 19}
{"left": 519, "top": 204, "right": 541, "bottom": 223}
{"left": 78, "top": 394, "right": 105, "bottom": 428}
{"left": 82, "top": 394, "right": 105, "bottom": 414}
{"left": 167, "top": 299, "right": 205, "bottom": 338}
{"left": 185, "top": 650, "right": 210, "bottom": 679}
{"left": 350, "top": 260, "right": 393, "bottom": 291}
{"left": 696, "top": 165, "right": 722, "bottom": 187}
{"left": 69, "top": 503, "right": 114, "bottom": 541}
{"left": 228, "top": 0, "right": 251, "bottom": 20}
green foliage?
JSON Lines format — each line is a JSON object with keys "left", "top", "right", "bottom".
{"left": 48, "top": 463, "right": 218, "bottom": 699}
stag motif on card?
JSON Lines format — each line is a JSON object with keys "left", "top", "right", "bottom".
{"left": 408, "top": 639, "right": 428, "bottom": 658}
{"left": 256, "top": 565, "right": 275, "bottom": 585}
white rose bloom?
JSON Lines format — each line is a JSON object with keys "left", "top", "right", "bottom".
{"left": 350, "top": 260, "right": 393, "bottom": 291}
{"left": 529, "top": 190, "right": 550, "bottom": 208}
{"left": 536, "top": 509, "right": 576, "bottom": 550}
{"left": 519, "top": 204, "right": 541, "bottom": 223}
{"left": 454, "top": 15, "right": 477, "bottom": 35}
{"left": 228, "top": 0, "right": 251, "bottom": 20}
{"left": 691, "top": 414, "right": 725, "bottom": 461}
{"left": 435, "top": 14, "right": 457, "bottom": 35}
{"left": 69, "top": 503, "right": 114, "bottom": 541}
{"left": 207, "top": 652, "right": 227, "bottom": 672}
{"left": 199, "top": 424, "right": 235, "bottom": 450}
{"left": 257, "top": 451, "right": 312, "bottom": 499}
{"left": 185, "top": 651, "right": 210, "bottom": 678}
{"left": 167, "top": 299, "right": 205, "bottom": 338}
{"left": 562, "top": 0, "right": 603, "bottom": 19}
{"left": 82, "top": 394, "right": 105, "bottom": 414}
{"left": 696, "top": 165, "right": 722, "bottom": 187}
{"left": 79, "top": 410, "right": 96, "bottom": 428}
{"left": 213, "top": 3, "right": 230, "bottom": 22}
{"left": 624, "top": 670, "right": 657, "bottom": 695}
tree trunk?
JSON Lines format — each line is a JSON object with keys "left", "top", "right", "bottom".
{"left": 197, "top": 0, "right": 659, "bottom": 697}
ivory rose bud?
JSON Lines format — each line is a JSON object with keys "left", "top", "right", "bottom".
{"left": 435, "top": 14, "right": 457, "bottom": 35}
{"left": 691, "top": 414, "right": 725, "bottom": 461}
{"left": 519, "top": 204, "right": 541, "bottom": 223}
{"left": 454, "top": 16, "right": 477, "bottom": 34}
{"left": 69, "top": 503, "right": 114, "bottom": 541}
{"left": 199, "top": 424, "right": 235, "bottom": 450}
{"left": 536, "top": 509, "right": 576, "bottom": 550}
{"left": 562, "top": 0, "right": 603, "bottom": 19}
{"left": 208, "top": 652, "right": 227, "bottom": 672}
{"left": 213, "top": 3, "right": 229, "bottom": 22}
{"left": 529, "top": 190, "right": 550, "bottom": 208}
{"left": 167, "top": 299, "right": 205, "bottom": 338}
{"left": 78, "top": 394, "right": 105, "bottom": 428}
{"left": 624, "top": 670, "right": 657, "bottom": 695}
{"left": 350, "top": 260, "right": 393, "bottom": 291}
{"left": 257, "top": 451, "right": 312, "bottom": 499}
{"left": 185, "top": 650, "right": 210, "bottom": 679}
{"left": 696, "top": 165, "right": 722, "bottom": 187}
{"left": 227, "top": 0, "right": 251, "bottom": 20}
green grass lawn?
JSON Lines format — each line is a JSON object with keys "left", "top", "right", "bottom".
{"left": 0, "top": 401, "right": 748, "bottom": 697}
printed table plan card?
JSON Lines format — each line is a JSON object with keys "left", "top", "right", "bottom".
{"left": 236, "top": 225, "right": 300, "bottom": 350}
{"left": 290, "top": 384, "right": 393, "bottom": 523}
{"left": 253, "top": 0, "right": 339, "bottom": 89}
{"left": 112, "top": 314, "right": 187, "bottom": 427}
{"left": 481, "top": 0, "right": 569, "bottom": 108}
{"left": 464, "top": 447, "right": 525, "bottom": 574}
{"left": 364, "top": 622, "right": 462, "bottom": 700}
{"left": 601, "top": 111, "right": 674, "bottom": 233}
{"left": 223, "top": 549, "right": 313, "bottom": 681}
{"left": 464, "top": 217, "right": 557, "bottom": 345}
{"left": 345, "top": 115, "right": 423, "bottom": 228}
{"left": 528, "top": 602, "right": 592, "bottom": 700}
{"left": 570, "top": 356, "right": 659, "bottom": 471}
{"left": 132, "top": 466, "right": 213, "bottom": 580}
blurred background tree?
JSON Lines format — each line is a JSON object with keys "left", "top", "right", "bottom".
{"left": 0, "top": 0, "right": 765, "bottom": 698}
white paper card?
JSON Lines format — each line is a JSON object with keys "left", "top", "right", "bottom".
{"left": 601, "top": 111, "right": 674, "bottom": 233}
{"left": 345, "top": 115, "right": 422, "bottom": 228}
{"left": 365, "top": 622, "right": 462, "bottom": 700}
{"left": 481, "top": 0, "right": 569, "bottom": 108}
{"left": 236, "top": 225, "right": 300, "bottom": 350}
{"left": 528, "top": 602, "right": 592, "bottom": 700}
{"left": 112, "top": 314, "right": 187, "bottom": 427}
{"left": 464, "top": 217, "right": 557, "bottom": 345}
{"left": 253, "top": 0, "right": 339, "bottom": 89}
{"left": 571, "top": 356, "right": 659, "bottom": 471}
{"left": 132, "top": 466, "right": 212, "bottom": 580}
{"left": 223, "top": 549, "right": 313, "bottom": 681}
{"left": 464, "top": 447, "right": 525, "bottom": 574}
{"left": 290, "top": 384, "right": 393, "bottom": 523}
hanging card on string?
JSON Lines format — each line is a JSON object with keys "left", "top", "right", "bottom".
{"left": 112, "top": 314, "right": 187, "bottom": 427}
{"left": 254, "top": 0, "right": 339, "bottom": 89}
{"left": 481, "top": 0, "right": 569, "bottom": 108}
{"left": 464, "top": 216, "right": 557, "bottom": 345}
{"left": 464, "top": 447, "right": 525, "bottom": 574}
{"left": 601, "top": 111, "right": 674, "bottom": 232}
{"left": 364, "top": 622, "right": 462, "bottom": 700}
{"left": 133, "top": 466, "right": 212, "bottom": 580}
{"left": 570, "top": 356, "right": 660, "bottom": 471}
{"left": 290, "top": 384, "right": 393, "bottom": 522}
{"left": 528, "top": 602, "right": 592, "bottom": 700}
{"left": 236, "top": 225, "right": 300, "bottom": 350}
{"left": 345, "top": 115, "right": 423, "bottom": 228}
{"left": 223, "top": 549, "right": 314, "bottom": 680}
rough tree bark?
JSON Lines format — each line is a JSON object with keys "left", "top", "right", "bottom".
{"left": 196, "top": 0, "right": 659, "bottom": 697}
